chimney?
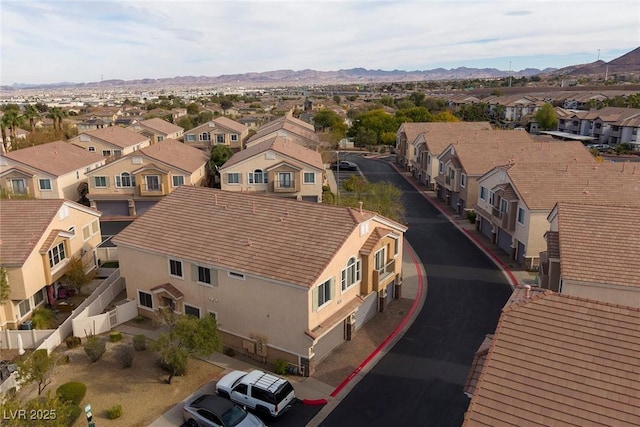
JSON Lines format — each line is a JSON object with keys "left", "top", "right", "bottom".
{"left": 359, "top": 201, "right": 363, "bottom": 214}
{"left": 523, "top": 284, "right": 531, "bottom": 299}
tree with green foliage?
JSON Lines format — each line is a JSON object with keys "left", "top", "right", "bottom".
{"left": 333, "top": 95, "right": 341, "bottom": 104}
{"left": 396, "top": 106, "right": 432, "bottom": 123}
{"left": 177, "top": 116, "right": 195, "bottom": 131}
{"left": 408, "top": 91, "right": 426, "bottom": 107}
{"left": 210, "top": 145, "right": 233, "bottom": 169}
{"left": 186, "top": 103, "right": 200, "bottom": 115}
{"left": 0, "top": 266, "right": 9, "bottom": 304}
{"left": 220, "top": 99, "right": 233, "bottom": 115}
{"left": 47, "top": 107, "right": 66, "bottom": 131}
{"left": 432, "top": 111, "right": 460, "bottom": 122}
{"left": 0, "top": 393, "right": 77, "bottom": 427}
{"left": 195, "top": 111, "right": 214, "bottom": 126}
{"left": 1, "top": 106, "right": 23, "bottom": 148}
{"left": 337, "top": 180, "right": 405, "bottom": 224}
{"left": 152, "top": 309, "right": 221, "bottom": 384}
{"left": 349, "top": 109, "right": 401, "bottom": 146}
{"left": 16, "top": 349, "right": 61, "bottom": 395}
{"left": 63, "top": 257, "right": 90, "bottom": 291}
{"left": 23, "top": 104, "right": 41, "bottom": 132}
{"left": 535, "top": 103, "right": 558, "bottom": 130}
{"left": 456, "top": 102, "right": 491, "bottom": 122}
{"left": 313, "top": 109, "right": 343, "bottom": 131}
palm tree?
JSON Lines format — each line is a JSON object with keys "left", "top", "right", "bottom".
{"left": 47, "top": 107, "right": 66, "bottom": 131}
{"left": 1, "top": 109, "right": 22, "bottom": 150}
{"left": 0, "top": 114, "right": 10, "bottom": 153}
{"left": 23, "top": 104, "right": 41, "bottom": 132}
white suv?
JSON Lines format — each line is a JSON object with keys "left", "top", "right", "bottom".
{"left": 215, "top": 370, "right": 296, "bottom": 418}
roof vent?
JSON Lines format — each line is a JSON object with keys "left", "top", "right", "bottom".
{"left": 359, "top": 201, "right": 363, "bottom": 214}
{"left": 523, "top": 284, "right": 531, "bottom": 299}
{"left": 247, "top": 238, "right": 252, "bottom": 247}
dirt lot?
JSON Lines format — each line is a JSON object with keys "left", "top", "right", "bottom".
{"left": 13, "top": 333, "right": 224, "bottom": 427}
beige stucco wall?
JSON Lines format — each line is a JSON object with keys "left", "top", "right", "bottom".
{"left": 523, "top": 211, "right": 552, "bottom": 257}
{"left": 69, "top": 135, "right": 150, "bottom": 156}
{"left": 561, "top": 280, "right": 640, "bottom": 308}
{"left": 184, "top": 122, "right": 248, "bottom": 150}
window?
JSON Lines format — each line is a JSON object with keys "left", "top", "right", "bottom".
{"left": 228, "top": 271, "right": 245, "bottom": 280}
{"left": 115, "top": 172, "right": 135, "bottom": 188}
{"left": 102, "top": 150, "right": 112, "bottom": 156}
{"left": 33, "top": 288, "right": 46, "bottom": 306}
{"left": 500, "top": 198, "right": 508, "bottom": 214}
{"left": 82, "top": 225, "right": 91, "bottom": 240}
{"left": 138, "top": 291, "right": 153, "bottom": 309}
{"left": 341, "top": 257, "right": 361, "bottom": 291}
{"left": 517, "top": 207, "right": 525, "bottom": 225}
{"left": 439, "top": 161, "right": 444, "bottom": 173}
{"left": 216, "top": 134, "right": 225, "bottom": 143}
{"left": 145, "top": 175, "right": 160, "bottom": 191}
{"left": 460, "top": 173, "right": 467, "bottom": 188}
{"left": 249, "top": 169, "right": 265, "bottom": 184}
{"left": 38, "top": 178, "right": 52, "bottom": 191}
{"left": 303, "top": 172, "right": 315, "bottom": 184}
{"left": 226, "top": 173, "right": 240, "bottom": 184}
{"left": 132, "top": 156, "right": 143, "bottom": 164}
{"left": 94, "top": 176, "right": 107, "bottom": 188}
{"left": 48, "top": 241, "right": 66, "bottom": 269}
{"left": 231, "top": 134, "right": 238, "bottom": 142}
{"left": 184, "top": 304, "right": 200, "bottom": 318}
{"left": 374, "top": 246, "right": 387, "bottom": 272}
{"left": 198, "top": 266, "right": 211, "bottom": 284}
{"left": 278, "top": 172, "right": 292, "bottom": 188}
{"left": 489, "top": 191, "right": 495, "bottom": 206}
{"left": 88, "top": 146, "right": 96, "bottom": 152}
{"left": 9, "top": 179, "right": 26, "bottom": 194}
{"left": 68, "top": 226, "right": 76, "bottom": 238}
{"left": 18, "top": 299, "right": 31, "bottom": 318}
{"left": 199, "top": 132, "right": 210, "bottom": 141}
{"left": 480, "top": 186, "right": 487, "bottom": 201}
{"left": 157, "top": 136, "right": 164, "bottom": 142}
{"left": 185, "top": 134, "right": 196, "bottom": 142}
{"left": 91, "top": 220, "right": 99, "bottom": 234}
{"left": 316, "top": 278, "right": 333, "bottom": 309}
{"left": 172, "top": 175, "right": 184, "bottom": 187}
{"left": 169, "top": 259, "right": 183, "bottom": 278}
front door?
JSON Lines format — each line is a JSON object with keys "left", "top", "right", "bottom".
{"left": 146, "top": 175, "right": 160, "bottom": 191}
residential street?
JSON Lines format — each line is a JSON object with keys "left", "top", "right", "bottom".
{"left": 317, "top": 155, "right": 513, "bottom": 427}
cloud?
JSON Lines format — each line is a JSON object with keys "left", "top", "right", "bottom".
{"left": 1, "top": 0, "right": 638, "bottom": 84}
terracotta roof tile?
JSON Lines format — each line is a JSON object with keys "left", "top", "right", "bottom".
{"left": 359, "top": 227, "right": 393, "bottom": 255}
{"left": 139, "top": 139, "right": 209, "bottom": 173}
{"left": 137, "top": 118, "right": 183, "bottom": 135}
{"left": 81, "top": 126, "right": 149, "bottom": 148}
{"left": 464, "top": 334, "right": 494, "bottom": 397}
{"left": 247, "top": 115, "right": 318, "bottom": 145}
{"left": 1, "top": 140, "right": 104, "bottom": 176}
{"left": 212, "top": 116, "right": 248, "bottom": 133}
{"left": 112, "top": 186, "right": 402, "bottom": 287}
{"left": 464, "top": 292, "right": 640, "bottom": 427}
{"left": 402, "top": 122, "right": 492, "bottom": 147}
{"left": 555, "top": 203, "right": 640, "bottom": 288}
{"left": 151, "top": 283, "right": 184, "bottom": 299}
{"left": 220, "top": 136, "right": 324, "bottom": 170}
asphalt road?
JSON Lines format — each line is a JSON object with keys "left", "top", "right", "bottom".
{"left": 318, "top": 155, "right": 513, "bottom": 427}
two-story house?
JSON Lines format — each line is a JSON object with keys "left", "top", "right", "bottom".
{"left": 463, "top": 288, "right": 640, "bottom": 427}
{"left": 0, "top": 141, "right": 105, "bottom": 200}
{"left": 85, "top": 139, "right": 209, "bottom": 217}
{"left": 484, "top": 94, "right": 544, "bottom": 124}
{"left": 557, "top": 106, "right": 640, "bottom": 148}
{"left": 539, "top": 202, "right": 640, "bottom": 306}
{"left": 112, "top": 186, "right": 406, "bottom": 376}
{"left": 69, "top": 126, "right": 151, "bottom": 159}
{"left": 183, "top": 116, "right": 249, "bottom": 151}
{"left": 245, "top": 113, "right": 319, "bottom": 151}
{"left": 128, "top": 118, "right": 184, "bottom": 144}
{"left": 0, "top": 199, "right": 102, "bottom": 329}
{"left": 474, "top": 161, "right": 638, "bottom": 270}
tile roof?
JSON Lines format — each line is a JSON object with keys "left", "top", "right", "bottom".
{"left": 112, "top": 186, "right": 404, "bottom": 287}
{"left": 212, "top": 116, "right": 248, "bottom": 133}
{"left": 81, "top": 126, "right": 149, "bottom": 148}
{"left": 247, "top": 115, "right": 318, "bottom": 145}
{"left": 505, "top": 161, "right": 640, "bottom": 210}
{"left": 151, "top": 283, "right": 184, "bottom": 299}
{"left": 137, "top": 118, "right": 184, "bottom": 135}
{"left": 555, "top": 202, "right": 640, "bottom": 288}
{"left": 463, "top": 292, "right": 640, "bottom": 427}
{"left": 138, "top": 139, "right": 209, "bottom": 173}
{"left": 220, "top": 136, "right": 324, "bottom": 171}
{"left": 1, "top": 140, "right": 104, "bottom": 176}
{"left": 0, "top": 199, "right": 64, "bottom": 266}
{"left": 359, "top": 227, "right": 394, "bottom": 255}
{"left": 401, "top": 122, "right": 492, "bottom": 146}
{"left": 463, "top": 334, "right": 493, "bottom": 397}
{"left": 419, "top": 123, "right": 494, "bottom": 155}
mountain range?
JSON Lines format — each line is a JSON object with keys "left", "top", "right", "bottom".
{"left": 3, "top": 47, "right": 639, "bottom": 91}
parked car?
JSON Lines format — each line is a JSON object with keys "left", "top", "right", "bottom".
{"left": 330, "top": 160, "right": 358, "bottom": 171}
{"left": 586, "top": 144, "right": 611, "bottom": 151}
{"left": 183, "top": 394, "right": 265, "bottom": 427}
{"left": 216, "top": 369, "right": 296, "bottom": 418}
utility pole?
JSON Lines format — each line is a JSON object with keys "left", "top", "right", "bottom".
{"left": 508, "top": 61, "right": 512, "bottom": 88}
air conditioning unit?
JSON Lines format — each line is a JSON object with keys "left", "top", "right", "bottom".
{"left": 242, "top": 340, "right": 256, "bottom": 354}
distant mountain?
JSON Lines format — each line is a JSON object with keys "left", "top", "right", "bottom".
{"left": 545, "top": 46, "right": 640, "bottom": 77}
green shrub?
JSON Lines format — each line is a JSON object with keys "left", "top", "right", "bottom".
{"left": 84, "top": 337, "right": 106, "bottom": 362}
{"left": 157, "top": 357, "right": 185, "bottom": 376}
{"left": 223, "top": 347, "right": 235, "bottom": 357}
{"left": 65, "top": 336, "right": 82, "bottom": 349}
{"left": 274, "top": 359, "right": 288, "bottom": 375}
{"left": 56, "top": 382, "right": 87, "bottom": 405}
{"left": 106, "top": 404, "right": 122, "bottom": 419}
{"left": 466, "top": 210, "right": 477, "bottom": 224}
{"left": 132, "top": 334, "right": 146, "bottom": 351}
{"left": 380, "top": 145, "right": 387, "bottom": 154}
{"left": 68, "top": 404, "right": 82, "bottom": 425}
{"left": 115, "top": 345, "right": 134, "bottom": 368}
{"left": 109, "top": 331, "right": 122, "bottom": 342}
{"left": 31, "top": 307, "right": 56, "bottom": 329}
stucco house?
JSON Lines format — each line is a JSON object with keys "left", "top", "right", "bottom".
{"left": 69, "top": 126, "right": 151, "bottom": 159}
{"left": 474, "top": 161, "right": 639, "bottom": 270}
{"left": 219, "top": 136, "right": 324, "bottom": 202}
{"left": 556, "top": 106, "right": 640, "bottom": 148}
{"left": 0, "top": 199, "right": 102, "bottom": 329}
{"left": 0, "top": 140, "right": 105, "bottom": 200}
{"left": 128, "top": 118, "right": 184, "bottom": 144}
{"left": 539, "top": 202, "right": 640, "bottom": 307}
{"left": 112, "top": 186, "right": 407, "bottom": 376}
{"left": 245, "top": 113, "right": 319, "bottom": 150}
{"left": 182, "top": 116, "right": 249, "bottom": 151}
{"left": 85, "top": 139, "right": 209, "bottom": 217}
{"left": 463, "top": 288, "right": 640, "bottom": 427}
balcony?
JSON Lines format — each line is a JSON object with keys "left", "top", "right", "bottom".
{"left": 274, "top": 179, "right": 298, "bottom": 193}
{"left": 139, "top": 182, "right": 166, "bottom": 196}
{"left": 372, "top": 259, "right": 396, "bottom": 291}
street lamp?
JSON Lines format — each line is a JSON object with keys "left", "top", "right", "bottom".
{"left": 335, "top": 151, "right": 339, "bottom": 206}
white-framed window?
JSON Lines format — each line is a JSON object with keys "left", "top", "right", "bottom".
{"left": 113, "top": 149, "right": 122, "bottom": 157}
{"left": 91, "top": 219, "right": 99, "bottom": 235}
{"left": 185, "top": 134, "right": 196, "bottom": 142}
{"left": 132, "top": 156, "right": 143, "bottom": 165}
{"left": 249, "top": 169, "right": 266, "bottom": 184}
{"left": 184, "top": 304, "right": 200, "bottom": 318}
{"left": 82, "top": 225, "right": 91, "bottom": 240}
{"left": 231, "top": 134, "right": 238, "bottom": 142}
{"left": 88, "top": 146, "right": 96, "bottom": 152}
{"left": 277, "top": 172, "right": 293, "bottom": 188}
{"left": 439, "top": 161, "right": 444, "bottom": 173}
{"left": 480, "top": 186, "right": 487, "bottom": 201}
{"left": 33, "top": 288, "right": 46, "bottom": 306}
{"left": 94, "top": 176, "right": 107, "bottom": 188}
{"left": 38, "top": 178, "right": 52, "bottom": 191}
{"left": 226, "top": 173, "right": 240, "bottom": 184}
{"left": 313, "top": 278, "right": 333, "bottom": 311}
{"left": 102, "top": 149, "right": 112, "bottom": 156}
{"left": 48, "top": 241, "right": 66, "bottom": 269}
{"left": 169, "top": 258, "right": 183, "bottom": 279}
{"left": 157, "top": 136, "right": 164, "bottom": 142}
{"left": 216, "top": 134, "right": 225, "bottom": 143}
{"left": 500, "top": 198, "right": 508, "bottom": 214}
{"left": 197, "top": 266, "right": 212, "bottom": 285}
{"left": 341, "top": 257, "right": 361, "bottom": 291}
{"left": 68, "top": 226, "right": 76, "bottom": 239}
{"left": 228, "top": 271, "right": 245, "bottom": 280}
{"left": 9, "top": 179, "right": 27, "bottom": 194}
{"left": 115, "top": 172, "right": 135, "bottom": 188}
{"left": 172, "top": 175, "right": 184, "bottom": 187}
{"left": 303, "top": 172, "right": 315, "bottom": 184}
{"left": 145, "top": 175, "right": 160, "bottom": 191}
{"left": 199, "top": 132, "right": 210, "bottom": 141}
{"left": 138, "top": 290, "right": 153, "bottom": 309}
{"left": 460, "top": 173, "right": 467, "bottom": 188}
{"left": 18, "top": 299, "right": 31, "bottom": 318}
{"left": 517, "top": 207, "right": 525, "bottom": 225}
{"left": 374, "top": 246, "right": 387, "bottom": 272}
{"left": 489, "top": 191, "right": 495, "bottom": 206}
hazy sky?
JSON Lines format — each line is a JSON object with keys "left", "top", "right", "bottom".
{"left": 1, "top": 0, "right": 638, "bottom": 85}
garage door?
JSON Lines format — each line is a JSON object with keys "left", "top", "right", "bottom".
{"left": 354, "top": 292, "right": 378, "bottom": 330}
{"left": 312, "top": 321, "right": 345, "bottom": 364}
{"left": 301, "top": 196, "right": 319, "bottom": 203}
{"left": 480, "top": 217, "right": 493, "bottom": 239}
{"left": 96, "top": 200, "right": 129, "bottom": 217}
{"left": 135, "top": 200, "right": 158, "bottom": 216}
{"left": 385, "top": 280, "right": 395, "bottom": 304}
{"left": 497, "top": 228, "right": 512, "bottom": 254}
{"left": 450, "top": 192, "right": 459, "bottom": 208}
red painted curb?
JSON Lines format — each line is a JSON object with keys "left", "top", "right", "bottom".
{"left": 303, "top": 398, "right": 328, "bottom": 406}
{"left": 329, "top": 241, "right": 424, "bottom": 398}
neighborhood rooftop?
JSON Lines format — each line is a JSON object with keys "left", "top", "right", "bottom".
{"left": 1, "top": 140, "right": 104, "bottom": 176}
{"left": 137, "top": 117, "right": 184, "bottom": 134}
{"left": 138, "top": 138, "right": 209, "bottom": 172}
{"left": 220, "top": 135, "right": 324, "bottom": 170}
{"left": 82, "top": 126, "right": 149, "bottom": 148}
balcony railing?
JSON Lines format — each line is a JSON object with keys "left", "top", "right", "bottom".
{"left": 139, "top": 182, "right": 165, "bottom": 196}
{"left": 274, "top": 180, "right": 297, "bottom": 193}
{"left": 372, "top": 259, "right": 396, "bottom": 291}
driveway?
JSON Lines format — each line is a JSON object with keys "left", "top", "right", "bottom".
{"left": 317, "top": 155, "right": 513, "bottom": 427}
